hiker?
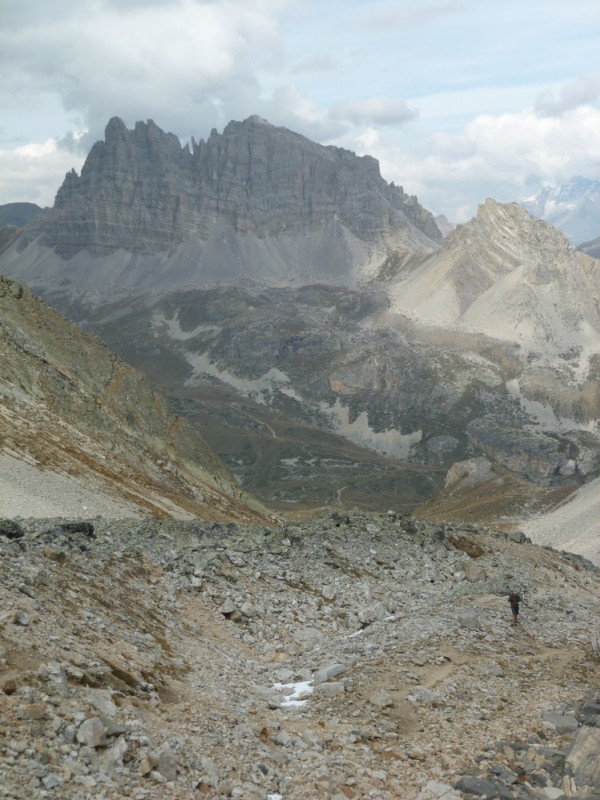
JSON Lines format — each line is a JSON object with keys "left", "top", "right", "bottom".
{"left": 508, "top": 589, "right": 525, "bottom": 624}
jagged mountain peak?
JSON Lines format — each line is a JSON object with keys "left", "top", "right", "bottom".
{"left": 3, "top": 115, "right": 441, "bottom": 295}
{"left": 450, "top": 198, "right": 570, "bottom": 248}
{"left": 431, "top": 198, "right": 577, "bottom": 287}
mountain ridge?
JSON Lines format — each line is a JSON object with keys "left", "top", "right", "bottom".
{"left": 5, "top": 116, "right": 440, "bottom": 299}
{"left": 385, "top": 199, "right": 600, "bottom": 356}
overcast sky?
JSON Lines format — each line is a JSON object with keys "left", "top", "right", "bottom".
{"left": 1, "top": 0, "right": 599, "bottom": 221}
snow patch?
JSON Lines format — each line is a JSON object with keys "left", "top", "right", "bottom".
{"left": 184, "top": 351, "right": 302, "bottom": 401}
{"left": 152, "top": 311, "right": 220, "bottom": 341}
{"left": 322, "top": 398, "right": 421, "bottom": 458}
{"left": 273, "top": 680, "right": 314, "bottom": 708}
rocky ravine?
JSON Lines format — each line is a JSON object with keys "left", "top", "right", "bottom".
{"left": 1, "top": 512, "right": 599, "bottom": 800}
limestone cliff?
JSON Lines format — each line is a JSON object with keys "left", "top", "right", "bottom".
{"left": 15, "top": 116, "right": 440, "bottom": 277}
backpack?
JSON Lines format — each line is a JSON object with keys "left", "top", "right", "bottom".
{"left": 508, "top": 591, "right": 520, "bottom": 604}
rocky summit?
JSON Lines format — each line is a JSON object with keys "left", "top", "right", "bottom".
{"left": 1, "top": 511, "right": 599, "bottom": 800}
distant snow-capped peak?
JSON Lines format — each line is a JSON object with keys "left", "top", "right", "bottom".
{"left": 521, "top": 176, "right": 600, "bottom": 245}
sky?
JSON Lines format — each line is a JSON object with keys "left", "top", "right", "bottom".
{"left": 1, "top": 0, "right": 599, "bottom": 222}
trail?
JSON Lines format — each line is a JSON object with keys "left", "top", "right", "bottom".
{"left": 227, "top": 403, "right": 280, "bottom": 440}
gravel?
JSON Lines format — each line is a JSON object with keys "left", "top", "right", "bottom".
{"left": 0, "top": 453, "right": 143, "bottom": 519}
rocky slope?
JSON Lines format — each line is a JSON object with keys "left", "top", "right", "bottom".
{"left": 0, "top": 275, "right": 272, "bottom": 524}
{"left": 380, "top": 200, "right": 600, "bottom": 483}
{"left": 1, "top": 511, "right": 599, "bottom": 800}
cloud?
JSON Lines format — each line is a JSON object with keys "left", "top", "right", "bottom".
{"left": 0, "top": 138, "right": 85, "bottom": 207}
{"left": 288, "top": 55, "right": 338, "bottom": 75}
{"left": 0, "top": 0, "right": 288, "bottom": 144}
{"left": 330, "top": 98, "right": 419, "bottom": 126}
{"left": 535, "top": 75, "right": 600, "bottom": 117}
{"left": 356, "top": 1, "right": 465, "bottom": 30}
{"left": 335, "top": 104, "right": 600, "bottom": 222}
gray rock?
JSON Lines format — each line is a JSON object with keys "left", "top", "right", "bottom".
{"left": 459, "top": 615, "right": 484, "bottom": 631}
{"left": 417, "top": 781, "right": 463, "bottom": 800}
{"left": 369, "top": 688, "right": 394, "bottom": 708}
{"left": 315, "top": 681, "right": 345, "bottom": 697}
{"left": 0, "top": 519, "right": 25, "bottom": 539}
{"left": 542, "top": 711, "right": 579, "bottom": 734}
{"left": 218, "top": 598, "right": 238, "bottom": 616}
{"left": 464, "top": 562, "right": 488, "bottom": 582}
{"left": 475, "top": 662, "right": 504, "bottom": 677}
{"left": 42, "top": 774, "right": 65, "bottom": 790}
{"left": 156, "top": 747, "right": 178, "bottom": 782}
{"left": 454, "top": 775, "right": 513, "bottom": 799}
{"left": 314, "top": 662, "right": 346, "bottom": 685}
{"left": 39, "top": 661, "right": 70, "bottom": 697}
{"left": 358, "top": 601, "right": 388, "bottom": 626}
{"left": 542, "top": 789, "right": 565, "bottom": 799}
{"left": 77, "top": 717, "right": 106, "bottom": 748}
{"left": 321, "top": 585, "right": 336, "bottom": 601}
{"left": 407, "top": 686, "right": 444, "bottom": 706}
{"left": 566, "top": 727, "right": 600, "bottom": 791}
{"left": 86, "top": 688, "right": 118, "bottom": 717}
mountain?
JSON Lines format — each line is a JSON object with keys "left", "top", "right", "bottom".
{"left": 434, "top": 213, "right": 455, "bottom": 237}
{"left": 0, "top": 274, "right": 272, "bottom": 523}
{"left": 578, "top": 235, "right": 600, "bottom": 259}
{"left": 386, "top": 199, "right": 600, "bottom": 354}
{"left": 4, "top": 115, "right": 441, "bottom": 299}
{"left": 383, "top": 199, "right": 600, "bottom": 481}
{"left": 521, "top": 176, "right": 600, "bottom": 245}
{"left": 0, "top": 118, "right": 598, "bottom": 524}
{"left": 0, "top": 202, "right": 43, "bottom": 227}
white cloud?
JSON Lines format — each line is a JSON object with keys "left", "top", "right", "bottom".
{"left": 535, "top": 75, "right": 600, "bottom": 117}
{"left": 363, "top": 104, "right": 600, "bottom": 221}
{"left": 0, "top": 0, "right": 288, "bottom": 142}
{"left": 0, "top": 139, "right": 85, "bottom": 207}
{"left": 330, "top": 98, "right": 418, "bottom": 126}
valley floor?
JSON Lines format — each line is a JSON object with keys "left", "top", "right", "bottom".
{"left": 1, "top": 514, "right": 600, "bottom": 799}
